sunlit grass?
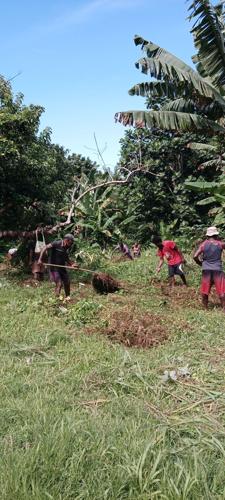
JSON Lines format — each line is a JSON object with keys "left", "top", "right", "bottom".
{"left": 1, "top": 251, "right": 225, "bottom": 499}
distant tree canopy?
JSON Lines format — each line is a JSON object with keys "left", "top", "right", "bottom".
{"left": 114, "top": 0, "right": 225, "bottom": 235}
{"left": 116, "top": 128, "right": 222, "bottom": 242}
{"left": 0, "top": 76, "right": 99, "bottom": 231}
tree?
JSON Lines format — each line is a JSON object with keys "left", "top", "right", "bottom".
{"left": 116, "top": 128, "right": 221, "bottom": 240}
{"left": 115, "top": 1, "right": 225, "bottom": 136}
{"left": 0, "top": 76, "right": 100, "bottom": 232}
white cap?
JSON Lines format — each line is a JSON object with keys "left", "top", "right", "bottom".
{"left": 206, "top": 226, "right": 219, "bottom": 237}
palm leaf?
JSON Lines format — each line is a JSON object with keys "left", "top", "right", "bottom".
{"left": 135, "top": 56, "right": 225, "bottom": 107}
{"left": 134, "top": 35, "right": 195, "bottom": 73}
{"left": 119, "top": 215, "right": 137, "bottom": 227}
{"left": 200, "top": 159, "right": 225, "bottom": 167}
{"left": 115, "top": 110, "right": 225, "bottom": 133}
{"left": 197, "top": 195, "right": 217, "bottom": 205}
{"left": 129, "top": 81, "right": 225, "bottom": 118}
{"left": 188, "top": 0, "right": 225, "bottom": 87}
{"left": 129, "top": 80, "right": 191, "bottom": 99}
{"left": 185, "top": 180, "right": 219, "bottom": 191}
{"left": 214, "top": 193, "right": 225, "bottom": 202}
{"left": 76, "top": 221, "right": 95, "bottom": 230}
{"left": 187, "top": 142, "right": 217, "bottom": 150}
{"left": 162, "top": 98, "right": 198, "bottom": 113}
{"left": 162, "top": 97, "right": 224, "bottom": 118}
{"left": 103, "top": 213, "right": 121, "bottom": 229}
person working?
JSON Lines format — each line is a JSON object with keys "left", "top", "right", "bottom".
{"left": 193, "top": 226, "right": 225, "bottom": 310}
{"left": 152, "top": 235, "right": 187, "bottom": 286}
{"left": 116, "top": 241, "right": 133, "bottom": 260}
{"left": 38, "top": 234, "right": 77, "bottom": 301}
{"left": 132, "top": 242, "right": 141, "bottom": 258}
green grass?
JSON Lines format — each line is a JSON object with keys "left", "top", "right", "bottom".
{"left": 1, "top": 252, "right": 225, "bottom": 499}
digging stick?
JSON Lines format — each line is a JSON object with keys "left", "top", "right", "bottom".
{"left": 44, "top": 263, "right": 97, "bottom": 275}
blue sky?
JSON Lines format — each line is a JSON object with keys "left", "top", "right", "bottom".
{"left": 1, "top": 0, "right": 194, "bottom": 168}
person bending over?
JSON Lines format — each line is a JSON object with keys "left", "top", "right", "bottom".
{"left": 115, "top": 241, "right": 133, "bottom": 260}
{"left": 194, "top": 226, "right": 225, "bottom": 310}
{"left": 38, "top": 234, "right": 77, "bottom": 301}
{"left": 152, "top": 235, "right": 187, "bottom": 287}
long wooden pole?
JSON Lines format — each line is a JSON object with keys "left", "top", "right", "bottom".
{"left": 44, "top": 263, "right": 97, "bottom": 275}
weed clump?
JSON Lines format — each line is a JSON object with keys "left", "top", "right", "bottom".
{"left": 99, "top": 307, "right": 168, "bottom": 348}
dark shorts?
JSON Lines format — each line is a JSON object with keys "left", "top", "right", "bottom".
{"left": 168, "top": 263, "right": 185, "bottom": 277}
{"left": 49, "top": 269, "right": 70, "bottom": 285}
{"left": 201, "top": 270, "right": 225, "bottom": 296}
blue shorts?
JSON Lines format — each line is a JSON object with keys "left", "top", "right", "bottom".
{"left": 168, "top": 263, "right": 185, "bottom": 277}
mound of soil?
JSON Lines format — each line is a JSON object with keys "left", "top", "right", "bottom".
{"left": 98, "top": 307, "right": 168, "bottom": 348}
{"left": 92, "top": 272, "right": 120, "bottom": 294}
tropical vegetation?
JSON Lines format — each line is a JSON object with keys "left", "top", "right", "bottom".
{"left": 115, "top": 0, "right": 225, "bottom": 228}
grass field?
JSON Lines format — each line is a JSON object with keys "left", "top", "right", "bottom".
{"left": 1, "top": 251, "right": 225, "bottom": 499}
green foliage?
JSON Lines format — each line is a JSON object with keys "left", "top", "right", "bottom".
{"left": 71, "top": 177, "right": 139, "bottom": 247}
{"left": 186, "top": 174, "right": 225, "bottom": 227}
{"left": 0, "top": 76, "right": 99, "bottom": 230}
{"left": 114, "top": 1, "right": 225, "bottom": 239}
{"left": 67, "top": 299, "right": 102, "bottom": 325}
{"left": 115, "top": 1, "right": 225, "bottom": 135}
{"left": 116, "top": 128, "right": 220, "bottom": 241}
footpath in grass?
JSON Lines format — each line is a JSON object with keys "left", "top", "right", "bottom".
{"left": 1, "top": 251, "right": 225, "bottom": 499}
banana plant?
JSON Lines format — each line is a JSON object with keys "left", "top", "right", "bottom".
{"left": 115, "top": 1, "right": 225, "bottom": 136}
{"left": 74, "top": 185, "right": 137, "bottom": 247}
{"left": 185, "top": 175, "right": 225, "bottom": 225}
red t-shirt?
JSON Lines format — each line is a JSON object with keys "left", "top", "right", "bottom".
{"left": 157, "top": 240, "right": 182, "bottom": 266}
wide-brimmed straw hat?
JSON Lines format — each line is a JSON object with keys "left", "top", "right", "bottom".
{"left": 206, "top": 226, "right": 219, "bottom": 237}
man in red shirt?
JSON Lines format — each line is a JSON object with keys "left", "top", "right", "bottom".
{"left": 194, "top": 226, "right": 225, "bottom": 310}
{"left": 152, "top": 235, "right": 187, "bottom": 286}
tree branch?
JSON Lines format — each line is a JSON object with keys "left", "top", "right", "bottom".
{"left": 0, "top": 168, "right": 149, "bottom": 240}
{"left": 73, "top": 168, "right": 147, "bottom": 208}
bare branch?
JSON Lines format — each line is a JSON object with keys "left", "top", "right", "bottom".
{"left": 93, "top": 133, "right": 107, "bottom": 169}
{"left": 73, "top": 168, "right": 148, "bottom": 208}
{"left": 0, "top": 167, "right": 153, "bottom": 240}
{"left": 65, "top": 185, "right": 78, "bottom": 224}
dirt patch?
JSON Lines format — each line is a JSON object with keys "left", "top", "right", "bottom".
{"left": 162, "top": 285, "right": 222, "bottom": 310}
{"left": 165, "top": 286, "right": 202, "bottom": 309}
{"left": 92, "top": 306, "right": 168, "bottom": 348}
{"left": 92, "top": 272, "right": 120, "bottom": 294}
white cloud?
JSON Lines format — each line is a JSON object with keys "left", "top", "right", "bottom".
{"left": 41, "top": 0, "right": 145, "bottom": 33}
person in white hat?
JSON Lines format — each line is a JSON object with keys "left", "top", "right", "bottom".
{"left": 194, "top": 227, "right": 225, "bottom": 310}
